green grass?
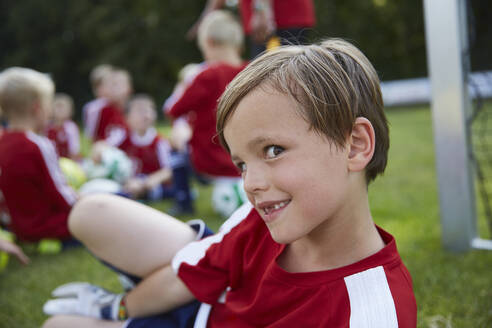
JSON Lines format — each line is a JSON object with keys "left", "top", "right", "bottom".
{"left": 1, "top": 106, "right": 492, "bottom": 327}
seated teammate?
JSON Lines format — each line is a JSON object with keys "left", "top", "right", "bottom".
{"left": 0, "top": 67, "right": 77, "bottom": 243}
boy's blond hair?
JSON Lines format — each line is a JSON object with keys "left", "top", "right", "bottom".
{"left": 0, "top": 67, "right": 55, "bottom": 119}
{"left": 89, "top": 64, "right": 113, "bottom": 92}
{"left": 217, "top": 39, "right": 389, "bottom": 183}
{"left": 112, "top": 68, "right": 133, "bottom": 89}
{"left": 198, "top": 10, "right": 244, "bottom": 50}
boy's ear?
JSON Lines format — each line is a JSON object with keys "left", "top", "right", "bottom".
{"left": 31, "top": 100, "right": 42, "bottom": 117}
{"left": 347, "top": 117, "right": 375, "bottom": 172}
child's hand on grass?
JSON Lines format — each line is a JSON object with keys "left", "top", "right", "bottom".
{"left": 0, "top": 238, "right": 30, "bottom": 265}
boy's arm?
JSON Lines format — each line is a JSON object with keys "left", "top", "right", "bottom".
{"left": 164, "top": 69, "right": 211, "bottom": 120}
{"left": 126, "top": 264, "right": 195, "bottom": 318}
{"left": 144, "top": 168, "right": 172, "bottom": 191}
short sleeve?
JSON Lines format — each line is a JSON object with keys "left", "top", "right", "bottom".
{"left": 172, "top": 203, "right": 254, "bottom": 304}
{"left": 163, "top": 65, "right": 215, "bottom": 119}
{"left": 26, "top": 132, "right": 77, "bottom": 207}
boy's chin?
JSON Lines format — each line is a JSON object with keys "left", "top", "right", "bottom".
{"left": 267, "top": 228, "right": 297, "bottom": 245}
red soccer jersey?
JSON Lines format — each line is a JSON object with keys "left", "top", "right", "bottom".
{"left": 120, "top": 128, "right": 171, "bottom": 175}
{"left": 46, "top": 120, "right": 80, "bottom": 159}
{"left": 173, "top": 203, "right": 417, "bottom": 327}
{"left": 240, "top": 0, "right": 316, "bottom": 35}
{"left": 83, "top": 98, "right": 129, "bottom": 148}
{"left": 0, "top": 131, "right": 77, "bottom": 241}
{"left": 164, "top": 62, "right": 246, "bottom": 178}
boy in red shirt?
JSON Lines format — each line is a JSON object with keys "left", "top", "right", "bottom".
{"left": 121, "top": 95, "right": 193, "bottom": 213}
{"left": 164, "top": 10, "right": 248, "bottom": 217}
{"left": 164, "top": 10, "right": 246, "bottom": 179}
{"left": 46, "top": 93, "right": 81, "bottom": 160}
{"left": 84, "top": 67, "right": 132, "bottom": 148}
{"left": 82, "top": 64, "right": 113, "bottom": 140}
{"left": 0, "top": 67, "right": 77, "bottom": 242}
{"left": 43, "top": 39, "right": 416, "bottom": 327}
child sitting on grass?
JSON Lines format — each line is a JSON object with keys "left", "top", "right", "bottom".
{"left": 84, "top": 67, "right": 132, "bottom": 148}
{"left": 0, "top": 67, "right": 77, "bottom": 243}
{"left": 121, "top": 95, "right": 193, "bottom": 213}
{"left": 46, "top": 93, "right": 81, "bottom": 160}
{"left": 42, "top": 39, "right": 416, "bottom": 327}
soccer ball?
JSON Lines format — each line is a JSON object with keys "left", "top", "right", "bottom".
{"left": 82, "top": 146, "right": 133, "bottom": 184}
{"left": 211, "top": 179, "right": 247, "bottom": 218}
{"left": 78, "top": 178, "right": 122, "bottom": 196}
{"left": 59, "top": 157, "right": 87, "bottom": 190}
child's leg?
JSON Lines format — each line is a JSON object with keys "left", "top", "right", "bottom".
{"left": 169, "top": 150, "right": 194, "bottom": 213}
{"left": 42, "top": 315, "right": 123, "bottom": 328}
{"left": 69, "top": 194, "right": 196, "bottom": 278}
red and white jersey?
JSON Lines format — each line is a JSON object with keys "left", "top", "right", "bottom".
{"left": 240, "top": 0, "right": 315, "bottom": 35}
{"left": 83, "top": 98, "right": 129, "bottom": 147}
{"left": 164, "top": 62, "right": 246, "bottom": 178}
{"left": 120, "top": 128, "right": 171, "bottom": 175}
{"left": 0, "top": 131, "right": 77, "bottom": 241}
{"left": 46, "top": 120, "right": 80, "bottom": 159}
{"left": 173, "top": 203, "right": 417, "bottom": 327}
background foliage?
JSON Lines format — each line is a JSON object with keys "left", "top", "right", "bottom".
{"left": 1, "top": 0, "right": 491, "bottom": 120}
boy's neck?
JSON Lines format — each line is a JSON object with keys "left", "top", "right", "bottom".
{"left": 135, "top": 128, "right": 150, "bottom": 137}
{"left": 6, "top": 118, "right": 38, "bottom": 134}
{"left": 277, "top": 197, "right": 385, "bottom": 273}
{"left": 206, "top": 47, "right": 243, "bottom": 66}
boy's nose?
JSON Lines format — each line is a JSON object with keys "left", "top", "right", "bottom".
{"left": 243, "top": 165, "right": 268, "bottom": 194}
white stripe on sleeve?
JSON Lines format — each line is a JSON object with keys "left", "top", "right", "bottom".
{"left": 27, "top": 132, "right": 77, "bottom": 205}
{"left": 171, "top": 202, "right": 253, "bottom": 273}
{"left": 83, "top": 98, "right": 106, "bottom": 139}
{"left": 64, "top": 121, "right": 80, "bottom": 156}
{"left": 344, "top": 266, "right": 398, "bottom": 328}
{"left": 162, "top": 62, "right": 207, "bottom": 113}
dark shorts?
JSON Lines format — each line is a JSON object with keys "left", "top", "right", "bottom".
{"left": 124, "top": 301, "right": 201, "bottom": 328}
{"left": 124, "top": 219, "right": 214, "bottom": 328}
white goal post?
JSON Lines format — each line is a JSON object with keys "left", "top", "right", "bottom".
{"left": 423, "top": 0, "right": 492, "bottom": 251}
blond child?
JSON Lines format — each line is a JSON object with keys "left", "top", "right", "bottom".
{"left": 46, "top": 93, "right": 81, "bottom": 159}
{"left": 0, "top": 67, "right": 77, "bottom": 242}
{"left": 163, "top": 10, "right": 246, "bottom": 179}
{"left": 42, "top": 39, "right": 416, "bottom": 327}
{"left": 164, "top": 10, "right": 248, "bottom": 217}
{"left": 82, "top": 64, "right": 113, "bottom": 138}
{"left": 83, "top": 66, "right": 132, "bottom": 148}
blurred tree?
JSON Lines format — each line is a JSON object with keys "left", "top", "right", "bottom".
{"left": 0, "top": 0, "right": 490, "bottom": 122}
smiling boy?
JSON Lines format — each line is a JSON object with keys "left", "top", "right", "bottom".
{"left": 43, "top": 39, "right": 416, "bottom": 328}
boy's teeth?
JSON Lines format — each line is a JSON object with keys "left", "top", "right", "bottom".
{"left": 264, "top": 201, "right": 289, "bottom": 214}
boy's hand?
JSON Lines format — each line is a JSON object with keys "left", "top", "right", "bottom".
{"left": 0, "top": 238, "right": 30, "bottom": 265}
{"left": 43, "top": 282, "right": 125, "bottom": 321}
{"left": 124, "top": 178, "right": 146, "bottom": 198}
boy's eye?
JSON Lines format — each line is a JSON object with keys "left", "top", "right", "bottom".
{"left": 236, "top": 162, "right": 246, "bottom": 173}
{"left": 265, "top": 145, "right": 284, "bottom": 159}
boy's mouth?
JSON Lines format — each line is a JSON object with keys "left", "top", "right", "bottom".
{"left": 259, "top": 200, "right": 291, "bottom": 215}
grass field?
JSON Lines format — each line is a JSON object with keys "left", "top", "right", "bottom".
{"left": 1, "top": 106, "right": 492, "bottom": 327}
